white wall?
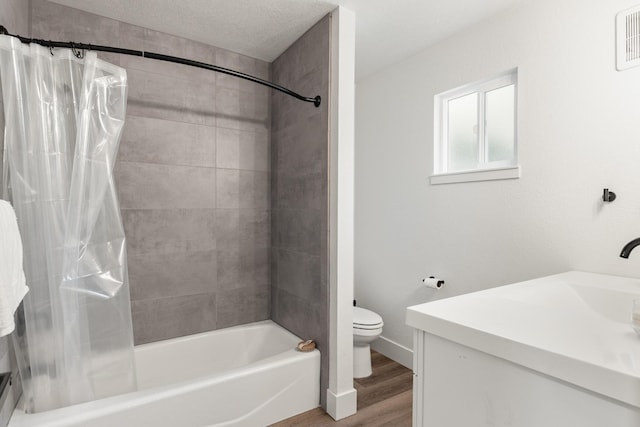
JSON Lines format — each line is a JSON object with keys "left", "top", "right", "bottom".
{"left": 355, "top": 0, "right": 640, "bottom": 365}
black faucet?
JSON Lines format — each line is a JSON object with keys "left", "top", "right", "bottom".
{"left": 620, "top": 238, "right": 640, "bottom": 258}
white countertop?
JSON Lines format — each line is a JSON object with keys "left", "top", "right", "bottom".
{"left": 406, "top": 271, "right": 640, "bottom": 408}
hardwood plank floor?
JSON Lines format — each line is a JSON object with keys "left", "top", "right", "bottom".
{"left": 270, "top": 351, "right": 413, "bottom": 427}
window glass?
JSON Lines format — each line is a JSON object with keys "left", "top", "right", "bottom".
{"left": 485, "top": 84, "right": 515, "bottom": 163}
{"left": 447, "top": 92, "right": 478, "bottom": 172}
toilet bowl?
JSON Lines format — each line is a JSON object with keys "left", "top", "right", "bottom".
{"left": 353, "top": 306, "right": 383, "bottom": 378}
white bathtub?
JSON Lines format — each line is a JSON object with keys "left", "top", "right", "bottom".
{"left": 8, "top": 320, "right": 320, "bottom": 427}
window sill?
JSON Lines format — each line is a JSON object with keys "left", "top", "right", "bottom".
{"left": 430, "top": 166, "right": 521, "bottom": 185}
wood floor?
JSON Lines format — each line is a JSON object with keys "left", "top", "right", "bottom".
{"left": 270, "top": 351, "right": 413, "bottom": 427}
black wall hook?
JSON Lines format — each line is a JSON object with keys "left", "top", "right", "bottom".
{"left": 603, "top": 188, "right": 616, "bottom": 202}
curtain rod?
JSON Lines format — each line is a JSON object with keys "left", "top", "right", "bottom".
{"left": 0, "top": 25, "right": 321, "bottom": 107}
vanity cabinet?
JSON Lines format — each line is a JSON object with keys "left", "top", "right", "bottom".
{"left": 407, "top": 272, "right": 640, "bottom": 427}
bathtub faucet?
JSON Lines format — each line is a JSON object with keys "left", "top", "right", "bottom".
{"left": 620, "top": 237, "right": 640, "bottom": 258}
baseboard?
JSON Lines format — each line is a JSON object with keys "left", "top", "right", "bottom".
{"left": 326, "top": 387, "right": 357, "bottom": 421}
{"left": 371, "top": 335, "right": 413, "bottom": 370}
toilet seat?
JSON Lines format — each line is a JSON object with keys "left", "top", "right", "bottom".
{"left": 353, "top": 306, "right": 383, "bottom": 330}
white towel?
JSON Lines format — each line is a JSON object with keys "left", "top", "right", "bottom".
{"left": 0, "top": 199, "right": 28, "bottom": 337}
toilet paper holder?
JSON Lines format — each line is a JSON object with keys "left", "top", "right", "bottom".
{"left": 422, "top": 276, "right": 444, "bottom": 289}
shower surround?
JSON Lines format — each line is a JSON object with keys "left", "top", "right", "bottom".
{"left": 5, "top": 0, "right": 333, "bottom": 410}
{"left": 29, "top": 0, "right": 272, "bottom": 345}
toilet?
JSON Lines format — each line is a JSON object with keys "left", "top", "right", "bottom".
{"left": 353, "top": 306, "right": 384, "bottom": 378}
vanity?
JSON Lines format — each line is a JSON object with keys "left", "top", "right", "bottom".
{"left": 406, "top": 271, "right": 640, "bottom": 427}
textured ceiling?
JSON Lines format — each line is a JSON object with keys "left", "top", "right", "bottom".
{"left": 47, "top": 0, "right": 521, "bottom": 80}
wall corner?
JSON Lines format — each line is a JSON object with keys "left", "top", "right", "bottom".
{"left": 326, "top": 4, "right": 357, "bottom": 421}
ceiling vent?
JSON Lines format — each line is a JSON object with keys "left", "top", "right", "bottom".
{"left": 617, "top": 5, "right": 640, "bottom": 70}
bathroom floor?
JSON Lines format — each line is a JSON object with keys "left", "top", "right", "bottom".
{"left": 270, "top": 351, "right": 412, "bottom": 426}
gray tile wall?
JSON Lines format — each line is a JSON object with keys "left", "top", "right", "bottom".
{"left": 271, "top": 15, "right": 331, "bottom": 408}
{"left": 30, "top": 0, "right": 271, "bottom": 344}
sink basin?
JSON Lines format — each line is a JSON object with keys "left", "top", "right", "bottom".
{"left": 495, "top": 273, "right": 640, "bottom": 324}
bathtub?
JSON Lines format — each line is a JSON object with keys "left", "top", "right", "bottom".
{"left": 8, "top": 320, "right": 320, "bottom": 427}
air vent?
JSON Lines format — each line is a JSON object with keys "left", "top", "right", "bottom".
{"left": 617, "top": 5, "right": 640, "bottom": 70}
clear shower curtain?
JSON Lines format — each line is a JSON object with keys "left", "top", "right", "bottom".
{"left": 0, "top": 36, "right": 137, "bottom": 412}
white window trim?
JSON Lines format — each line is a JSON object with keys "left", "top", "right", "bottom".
{"left": 430, "top": 165, "right": 521, "bottom": 185}
{"left": 432, "top": 69, "right": 519, "bottom": 185}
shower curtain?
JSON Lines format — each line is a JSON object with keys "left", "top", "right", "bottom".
{"left": 0, "top": 36, "right": 137, "bottom": 412}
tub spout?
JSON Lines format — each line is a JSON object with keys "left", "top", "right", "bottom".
{"left": 620, "top": 237, "right": 640, "bottom": 258}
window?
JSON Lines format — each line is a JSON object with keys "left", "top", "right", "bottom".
{"left": 432, "top": 69, "right": 519, "bottom": 184}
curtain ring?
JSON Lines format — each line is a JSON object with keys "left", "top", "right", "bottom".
{"left": 48, "top": 40, "right": 54, "bottom": 56}
{"left": 70, "top": 42, "right": 84, "bottom": 59}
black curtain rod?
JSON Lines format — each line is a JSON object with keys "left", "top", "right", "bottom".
{"left": 0, "top": 25, "right": 321, "bottom": 107}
